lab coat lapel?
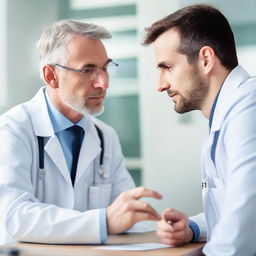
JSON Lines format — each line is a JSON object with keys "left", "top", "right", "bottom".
{"left": 29, "top": 87, "right": 53, "bottom": 137}
{"left": 203, "top": 66, "right": 251, "bottom": 176}
{"left": 210, "top": 65, "right": 250, "bottom": 133}
{"left": 28, "top": 87, "right": 71, "bottom": 186}
{"left": 204, "top": 66, "right": 250, "bottom": 163}
{"left": 75, "top": 119, "right": 101, "bottom": 185}
{"left": 44, "top": 135, "right": 72, "bottom": 186}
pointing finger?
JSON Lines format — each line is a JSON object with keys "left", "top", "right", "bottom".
{"left": 130, "top": 200, "right": 161, "bottom": 220}
{"left": 129, "top": 187, "right": 162, "bottom": 200}
{"left": 131, "top": 211, "right": 161, "bottom": 223}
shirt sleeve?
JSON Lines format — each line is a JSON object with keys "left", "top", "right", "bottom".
{"left": 99, "top": 208, "right": 108, "bottom": 243}
{"left": 189, "top": 220, "right": 200, "bottom": 242}
{"left": 189, "top": 212, "right": 207, "bottom": 242}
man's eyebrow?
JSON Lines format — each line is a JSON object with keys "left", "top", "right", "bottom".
{"left": 82, "top": 59, "right": 113, "bottom": 68}
{"left": 157, "top": 62, "right": 170, "bottom": 69}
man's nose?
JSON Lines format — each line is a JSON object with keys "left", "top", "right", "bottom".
{"left": 92, "top": 70, "right": 109, "bottom": 89}
{"left": 157, "top": 73, "right": 170, "bottom": 92}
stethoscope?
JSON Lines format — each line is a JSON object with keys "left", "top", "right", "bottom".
{"left": 37, "top": 124, "right": 106, "bottom": 185}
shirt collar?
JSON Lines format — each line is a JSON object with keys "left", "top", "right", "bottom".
{"left": 44, "top": 89, "right": 88, "bottom": 133}
{"left": 209, "top": 65, "right": 251, "bottom": 132}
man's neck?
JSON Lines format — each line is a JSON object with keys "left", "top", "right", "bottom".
{"left": 201, "top": 67, "right": 230, "bottom": 119}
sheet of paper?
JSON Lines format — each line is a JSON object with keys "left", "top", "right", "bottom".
{"left": 94, "top": 243, "right": 171, "bottom": 251}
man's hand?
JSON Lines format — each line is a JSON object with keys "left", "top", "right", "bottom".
{"left": 157, "top": 208, "right": 193, "bottom": 246}
{"left": 106, "top": 187, "right": 162, "bottom": 234}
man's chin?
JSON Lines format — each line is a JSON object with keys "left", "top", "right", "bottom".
{"left": 174, "top": 108, "right": 184, "bottom": 114}
{"left": 92, "top": 106, "right": 104, "bottom": 116}
{"left": 174, "top": 104, "right": 195, "bottom": 114}
{"left": 174, "top": 104, "right": 187, "bottom": 114}
{"left": 78, "top": 105, "right": 104, "bottom": 117}
{"left": 62, "top": 98, "right": 104, "bottom": 117}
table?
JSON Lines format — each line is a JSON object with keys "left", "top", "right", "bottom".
{"left": 1, "top": 232, "right": 204, "bottom": 256}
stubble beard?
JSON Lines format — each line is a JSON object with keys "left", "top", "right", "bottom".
{"left": 174, "top": 67, "right": 208, "bottom": 114}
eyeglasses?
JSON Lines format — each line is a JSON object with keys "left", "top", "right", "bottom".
{"left": 53, "top": 61, "right": 118, "bottom": 80}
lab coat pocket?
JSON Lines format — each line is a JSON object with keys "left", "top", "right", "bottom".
{"left": 88, "top": 183, "right": 112, "bottom": 209}
{"left": 210, "top": 178, "right": 225, "bottom": 219}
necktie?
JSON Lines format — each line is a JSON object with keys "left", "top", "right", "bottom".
{"left": 66, "top": 125, "right": 84, "bottom": 186}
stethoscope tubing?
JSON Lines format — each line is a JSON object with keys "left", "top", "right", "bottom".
{"left": 37, "top": 124, "right": 104, "bottom": 180}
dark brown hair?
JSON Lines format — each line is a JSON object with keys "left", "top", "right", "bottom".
{"left": 143, "top": 4, "right": 238, "bottom": 70}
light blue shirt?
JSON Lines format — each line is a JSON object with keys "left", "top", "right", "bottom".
{"left": 44, "top": 91, "right": 87, "bottom": 173}
{"left": 44, "top": 89, "right": 107, "bottom": 243}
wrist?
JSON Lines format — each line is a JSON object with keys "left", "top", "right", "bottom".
{"left": 187, "top": 226, "right": 194, "bottom": 243}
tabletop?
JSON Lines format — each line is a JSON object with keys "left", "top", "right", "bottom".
{"left": 1, "top": 232, "right": 204, "bottom": 256}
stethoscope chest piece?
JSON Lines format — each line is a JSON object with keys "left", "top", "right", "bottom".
{"left": 99, "top": 166, "right": 107, "bottom": 179}
{"left": 39, "top": 168, "right": 46, "bottom": 179}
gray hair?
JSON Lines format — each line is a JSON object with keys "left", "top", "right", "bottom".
{"left": 37, "top": 19, "right": 111, "bottom": 80}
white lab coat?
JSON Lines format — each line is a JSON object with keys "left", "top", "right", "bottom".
{"left": 0, "top": 87, "right": 135, "bottom": 245}
{"left": 190, "top": 66, "right": 256, "bottom": 255}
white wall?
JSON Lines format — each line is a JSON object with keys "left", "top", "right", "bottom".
{"left": 0, "top": 0, "right": 7, "bottom": 107}
{"left": 137, "top": 0, "right": 205, "bottom": 216}
{"left": 237, "top": 46, "right": 256, "bottom": 76}
{"left": 1, "top": 0, "right": 59, "bottom": 114}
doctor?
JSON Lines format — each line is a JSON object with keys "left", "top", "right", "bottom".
{"left": 143, "top": 4, "right": 256, "bottom": 255}
{"left": 0, "top": 19, "right": 162, "bottom": 246}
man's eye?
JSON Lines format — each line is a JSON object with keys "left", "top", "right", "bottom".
{"left": 165, "top": 65, "right": 172, "bottom": 70}
{"left": 163, "top": 66, "right": 173, "bottom": 73}
{"left": 82, "top": 67, "right": 95, "bottom": 73}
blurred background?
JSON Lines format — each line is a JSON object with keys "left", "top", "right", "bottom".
{"left": 1, "top": 0, "right": 255, "bottom": 217}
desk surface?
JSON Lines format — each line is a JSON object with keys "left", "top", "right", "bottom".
{"left": 3, "top": 232, "right": 204, "bottom": 256}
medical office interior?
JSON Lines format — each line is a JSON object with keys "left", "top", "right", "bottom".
{"left": 0, "top": 0, "right": 256, "bottom": 219}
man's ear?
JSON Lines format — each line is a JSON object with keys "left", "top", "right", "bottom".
{"left": 43, "top": 65, "right": 58, "bottom": 88}
{"left": 198, "top": 46, "right": 215, "bottom": 75}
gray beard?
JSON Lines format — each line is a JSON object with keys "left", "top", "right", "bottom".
{"left": 60, "top": 94, "right": 104, "bottom": 117}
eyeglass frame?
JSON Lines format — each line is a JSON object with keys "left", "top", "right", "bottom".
{"left": 52, "top": 60, "right": 118, "bottom": 79}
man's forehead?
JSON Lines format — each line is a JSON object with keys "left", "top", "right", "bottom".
{"left": 154, "top": 29, "right": 180, "bottom": 58}
{"left": 66, "top": 34, "right": 108, "bottom": 64}
{"left": 67, "top": 34, "right": 105, "bottom": 52}
{"left": 154, "top": 28, "right": 181, "bottom": 50}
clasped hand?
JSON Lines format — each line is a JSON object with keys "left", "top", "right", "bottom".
{"left": 157, "top": 208, "right": 193, "bottom": 246}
